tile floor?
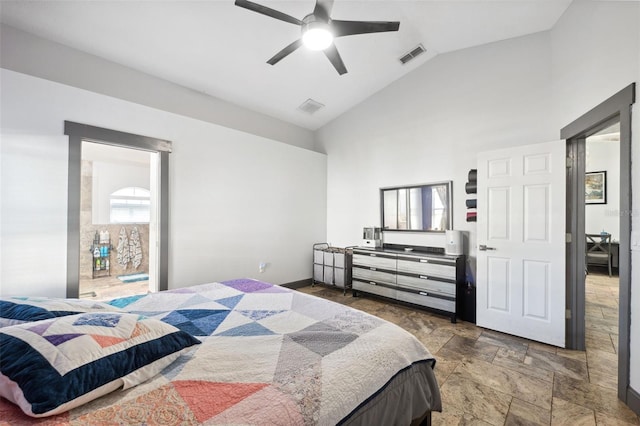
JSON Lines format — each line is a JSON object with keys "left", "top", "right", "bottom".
{"left": 79, "top": 276, "right": 150, "bottom": 300}
{"left": 298, "top": 271, "right": 639, "bottom": 425}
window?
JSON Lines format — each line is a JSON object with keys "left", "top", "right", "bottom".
{"left": 110, "top": 187, "right": 150, "bottom": 223}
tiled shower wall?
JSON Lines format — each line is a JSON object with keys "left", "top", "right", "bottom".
{"left": 80, "top": 160, "right": 150, "bottom": 280}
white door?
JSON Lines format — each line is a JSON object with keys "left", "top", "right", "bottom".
{"left": 476, "top": 141, "right": 566, "bottom": 347}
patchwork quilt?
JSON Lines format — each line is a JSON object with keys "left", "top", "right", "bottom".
{"left": 0, "top": 279, "right": 441, "bottom": 425}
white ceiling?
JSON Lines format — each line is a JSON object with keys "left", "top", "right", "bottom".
{"left": 588, "top": 122, "right": 620, "bottom": 143}
{"left": 0, "top": 0, "right": 572, "bottom": 130}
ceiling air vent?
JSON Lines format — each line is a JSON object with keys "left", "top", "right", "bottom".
{"left": 298, "top": 98, "right": 325, "bottom": 115}
{"left": 399, "top": 44, "right": 426, "bottom": 65}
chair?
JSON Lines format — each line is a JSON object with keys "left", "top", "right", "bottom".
{"left": 586, "top": 233, "right": 612, "bottom": 277}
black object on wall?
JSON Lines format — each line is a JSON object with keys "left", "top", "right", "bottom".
{"left": 464, "top": 182, "right": 477, "bottom": 193}
{"left": 466, "top": 169, "right": 477, "bottom": 222}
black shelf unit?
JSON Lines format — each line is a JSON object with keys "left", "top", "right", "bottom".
{"left": 91, "top": 235, "right": 112, "bottom": 278}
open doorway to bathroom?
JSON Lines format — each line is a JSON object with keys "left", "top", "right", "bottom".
{"left": 79, "top": 142, "right": 159, "bottom": 300}
{"left": 66, "top": 121, "right": 171, "bottom": 299}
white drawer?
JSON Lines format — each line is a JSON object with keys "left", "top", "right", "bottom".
{"left": 353, "top": 280, "right": 397, "bottom": 299}
{"left": 323, "top": 265, "right": 334, "bottom": 284}
{"left": 396, "top": 290, "right": 455, "bottom": 313}
{"left": 314, "top": 250, "right": 324, "bottom": 264}
{"left": 396, "top": 274, "right": 456, "bottom": 297}
{"left": 323, "top": 251, "right": 334, "bottom": 266}
{"left": 334, "top": 268, "right": 345, "bottom": 287}
{"left": 353, "top": 267, "right": 395, "bottom": 284}
{"left": 313, "top": 264, "right": 323, "bottom": 281}
{"left": 396, "top": 257, "right": 455, "bottom": 278}
{"left": 353, "top": 252, "right": 396, "bottom": 270}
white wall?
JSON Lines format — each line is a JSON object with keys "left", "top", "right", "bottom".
{"left": 317, "top": 31, "right": 555, "bottom": 263}
{"left": 0, "top": 24, "right": 316, "bottom": 152}
{"left": 585, "top": 140, "right": 620, "bottom": 241}
{"left": 0, "top": 69, "right": 327, "bottom": 297}
{"left": 0, "top": 133, "right": 69, "bottom": 297}
{"left": 92, "top": 160, "right": 150, "bottom": 224}
{"left": 550, "top": 0, "right": 640, "bottom": 401}
{"left": 317, "top": 0, "right": 640, "bottom": 395}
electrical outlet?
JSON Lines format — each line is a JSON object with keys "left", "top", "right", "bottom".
{"left": 259, "top": 262, "right": 267, "bottom": 273}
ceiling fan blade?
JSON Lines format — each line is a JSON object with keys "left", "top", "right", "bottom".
{"left": 267, "top": 39, "right": 304, "bottom": 65}
{"left": 235, "top": 0, "right": 303, "bottom": 26}
{"left": 324, "top": 44, "right": 347, "bottom": 75}
{"left": 331, "top": 20, "right": 400, "bottom": 37}
{"left": 313, "top": 0, "right": 334, "bottom": 21}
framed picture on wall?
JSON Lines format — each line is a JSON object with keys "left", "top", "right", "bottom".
{"left": 585, "top": 171, "right": 607, "bottom": 204}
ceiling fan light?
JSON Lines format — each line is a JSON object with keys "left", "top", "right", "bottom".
{"left": 302, "top": 26, "right": 333, "bottom": 51}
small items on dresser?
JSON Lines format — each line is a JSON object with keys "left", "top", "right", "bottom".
{"left": 445, "top": 230, "right": 463, "bottom": 256}
{"left": 361, "top": 227, "right": 382, "bottom": 248}
{"left": 466, "top": 169, "right": 477, "bottom": 222}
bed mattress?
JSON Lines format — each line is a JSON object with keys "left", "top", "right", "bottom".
{"left": 0, "top": 279, "right": 441, "bottom": 425}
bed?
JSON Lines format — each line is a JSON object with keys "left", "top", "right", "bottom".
{"left": 0, "top": 278, "right": 442, "bottom": 425}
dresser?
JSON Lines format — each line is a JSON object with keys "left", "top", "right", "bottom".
{"left": 352, "top": 246, "right": 465, "bottom": 322}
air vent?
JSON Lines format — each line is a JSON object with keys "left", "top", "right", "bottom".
{"left": 399, "top": 44, "right": 426, "bottom": 65}
{"left": 298, "top": 98, "right": 325, "bottom": 115}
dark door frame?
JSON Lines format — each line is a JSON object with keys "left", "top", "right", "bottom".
{"left": 65, "top": 121, "right": 172, "bottom": 298}
{"left": 562, "top": 83, "right": 637, "bottom": 411}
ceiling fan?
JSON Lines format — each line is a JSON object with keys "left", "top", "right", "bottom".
{"left": 234, "top": 0, "right": 400, "bottom": 75}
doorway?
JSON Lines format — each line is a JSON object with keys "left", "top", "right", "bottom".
{"left": 562, "top": 83, "right": 635, "bottom": 407}
{"left": 65, "top": 121, "right": 172, "bottom": 299}
{"left": 584, "top": 122, "right": 621, "bottom": 391}
{"left": 78, "top": 142, "right": 158, "bottom": 300}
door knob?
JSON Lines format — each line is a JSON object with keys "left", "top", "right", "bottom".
{"left": 479, "top": 244, "right": 497, "bottom": 251}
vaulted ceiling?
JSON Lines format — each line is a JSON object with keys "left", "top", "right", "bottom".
{"left": 0, "top": 0, "right": 572, "bottom": 130}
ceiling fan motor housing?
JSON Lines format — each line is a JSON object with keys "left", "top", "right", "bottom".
{"left": 302, "top": 14, "right": 333, "bottom": 50}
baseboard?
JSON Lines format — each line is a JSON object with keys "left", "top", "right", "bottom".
{"left": 627, "top": 386, "right": 640, "bottom": 416}
{"left": 281, "top": 278, "right": 312, "bottom": 289}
